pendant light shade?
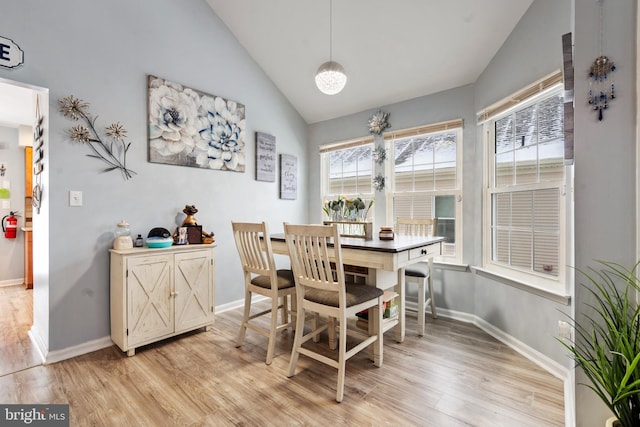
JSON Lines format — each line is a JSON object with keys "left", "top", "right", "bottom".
{"left": 315, "top": 61, "right": 347, "bottom": 95}
{"left": 315, "top": 0, "right": 346, "bottom": 95}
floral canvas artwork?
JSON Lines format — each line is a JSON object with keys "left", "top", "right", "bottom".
{"left": 148, "top": 75, "right": 246, "bottom": 172}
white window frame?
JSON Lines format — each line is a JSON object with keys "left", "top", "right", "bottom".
{"left": 480, "top": 73, "right": 571, "bottom": 297}
{"left": 384, "top": 119, "right": 464, "bottom": 263}
{"left": 320, "top": 136, "right": 375, "bottom": 218}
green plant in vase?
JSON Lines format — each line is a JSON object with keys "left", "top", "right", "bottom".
{"left": 323, "top": 196, "right": 374, "bottom": 222}
{"left": 323, "top": 196, "right": 345, "bottom": 221}
{"left": 559, "top": 260, "right": 640, "bottom": 427}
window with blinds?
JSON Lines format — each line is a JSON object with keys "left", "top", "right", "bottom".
{"left": 327, "top": 145, "right": 373, "bottom": 195}
{"left": 386, "top": 120, "right": 463, "bottom": 262}
{"left": 320, "top": 137, "right": 374, "bottom": 216}
{"left": 485, "top": 85, "right": 566, "bottom": 281}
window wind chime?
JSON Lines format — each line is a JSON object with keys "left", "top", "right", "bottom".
{"left": 588, "top": 0, "right": 616, "bottom": 121}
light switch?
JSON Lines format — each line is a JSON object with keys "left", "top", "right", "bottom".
{"left": 69, "top": 190, "right": 83, "bottom": 207}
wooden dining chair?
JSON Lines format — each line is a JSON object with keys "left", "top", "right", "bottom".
{"left": 231, "top": 221, "right": 296, "bottom": 365}
{"left": 395, "top": 218, "right": 438, "bottom": 336}
{"left": 284, "top": 222, "right": 384, "bottom": 402}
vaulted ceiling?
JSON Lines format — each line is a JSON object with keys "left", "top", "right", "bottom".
{"left": 206, "top": 0, "right": 534, "bottom": 124}
{"left": 0, "top": 1, "right": 534, "bottom": 128}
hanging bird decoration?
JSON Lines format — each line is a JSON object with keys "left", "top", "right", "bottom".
{"left": 588, "top": 55, "right": 615, "bottom": 121}
{"left": 587, "top": 0, "right": 616, "bottom": 121}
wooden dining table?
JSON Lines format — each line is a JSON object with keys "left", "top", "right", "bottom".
{"left": 269, "top": 232, "right": 445, "bottom": 342}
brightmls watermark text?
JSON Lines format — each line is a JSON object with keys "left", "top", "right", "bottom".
{"left": 1, "top": 405, "right": 69, "bottom": 426}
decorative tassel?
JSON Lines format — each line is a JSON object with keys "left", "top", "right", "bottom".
{"left": 587, "top": 55, "right": 615, "bottom": 122}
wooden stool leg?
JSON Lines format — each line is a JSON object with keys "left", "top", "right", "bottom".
{"left": 429, "top": 273, "right": 437, "bottom": 319}
{"left": 265, "top": 296, "right": 279, "bottom": 365}
{"left": 236, "top": 290, "right": 252, "bottom": 346}
{"left": 417, "top": 279, "right": 426, "bottom": 336}
{"left": 328, "top": 317, "right": 337, "bottom": 350}
{"left": 335, "top": 319, "right": 347, "bottom": 402}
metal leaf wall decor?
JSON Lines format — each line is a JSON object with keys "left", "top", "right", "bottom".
{"left": 368, "top": 110, "right": 390, "bottom": 135}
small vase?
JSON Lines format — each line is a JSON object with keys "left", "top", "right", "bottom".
{"left": 606, "top": 417, "right": 620, "bottom": 427}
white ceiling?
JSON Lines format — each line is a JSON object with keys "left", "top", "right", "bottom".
{"left": 206, "top": 0, "right": 534, "bottom": 124}
{"left": 0, "top": 1, "right": 534, "bottom": 127}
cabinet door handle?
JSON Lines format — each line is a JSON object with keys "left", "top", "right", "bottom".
{"left": 170, "top": 291, "right": 179, "bottom": 297}
{"left": 421, "top": 249, "right": 428, "bottom": 255}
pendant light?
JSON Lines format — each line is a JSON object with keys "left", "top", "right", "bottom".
{"left": 315, "top": 0, "right": 346, "bottom": 95}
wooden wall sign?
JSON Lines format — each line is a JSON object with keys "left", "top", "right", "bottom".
{"left": 255, "top": 132, "right": 276, "bottom": 182}
{"left": 279, "top": 154, "right": 297, "bottom": 200}
{"left": 0, "top": 35, "right": 24, "bottom": 69}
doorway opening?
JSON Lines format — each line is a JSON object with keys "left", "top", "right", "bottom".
{"left": 0, "top": 76, "right": 49, "bottom": 376}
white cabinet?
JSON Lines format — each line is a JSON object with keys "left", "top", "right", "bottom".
{"left": 110, "top": 244, "right": 215, "bottom": 356}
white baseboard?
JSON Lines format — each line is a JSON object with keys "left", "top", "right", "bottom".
{"left": 38, "top": 295, "right": 258, "bottom": 364}
{"left": 29, "top": 297, "right": 572, "bottom": 423}
{"left": 435, "top": 307, "right": 574, "bottom": 425}
{"left": 35, "top": 301, "right": 569, "bottom": 381}
{"left": 0, "top": 278, "right": 25, "bottom": 287}
{"left": 564, "top": 367, "right": 576, "bottom": 427}
{"left": 221, "top": 297, "right": 570, "bottom": 382}
{"left": 215, "top": 294, "right": 267, "bottom": 314}
{"left": 214, "top": 298, "right": 245, "bottom": 314}
{"left": 436, "top": 307, "right": 569, "bottom": 380}
{"left": 43, "top": 336, "right": 113, "bottom": 365}
{"left": 221, "top": 297, "right": 570, "bottom": 381}
{"left": 27, "top": 326, "right": 47, "bottom": 365}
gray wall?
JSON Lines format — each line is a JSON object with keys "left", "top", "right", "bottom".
{"left": 2, "top": 0, "right": 638, "bottom": 424}
{"left": 0, "top": 126, "right": 25, "bottom": 282}
{"left": 308, "top": 84, "right": 478, "bottom": 319}
{"left": 474, "top": 0, "right": 572, "bottom": 110}
{"left": 0, "top": 0, "right": 309, "bottom": 351}
{"left": 309, "top": 0, "right": 573, "bottom": 367}
{"left": 574, "top": 0, "right": 637, "bottom": 425}
{"left": 472, "top": 0, "right": 573, "bottom": 364}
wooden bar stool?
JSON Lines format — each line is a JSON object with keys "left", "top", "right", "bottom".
{"left": 396, "top": 218, "right": 438, "bottom": 336}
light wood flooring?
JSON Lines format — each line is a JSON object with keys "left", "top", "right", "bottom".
{"left": 0, "top": 297, "right": 564, "bottom": 426}
{"left": 0, "top": 285, "right": 41, "bottom": 377}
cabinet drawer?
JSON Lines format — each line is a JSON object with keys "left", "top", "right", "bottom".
{"left": 408, "top": 242, "right": 441, "bottom": 260}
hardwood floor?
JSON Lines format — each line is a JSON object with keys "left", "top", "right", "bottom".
{"left": 0, "top": 285, "right": 40, "bottom": 377}
{"left": 0, "top": 299, "right": 565, "bottom": 426}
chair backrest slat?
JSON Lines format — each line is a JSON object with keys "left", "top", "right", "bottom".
{"left": 284, "top": 223, "right": 344, "bottom": 294}
{"left": 232, "top": 221, "right": 276, "bottom": 277}
{"left": 396, "top": 218, "right": 437, "bottom": 237}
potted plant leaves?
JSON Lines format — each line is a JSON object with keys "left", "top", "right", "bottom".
{"left": 559, "top": 261, "right": 640, "bottom": 427}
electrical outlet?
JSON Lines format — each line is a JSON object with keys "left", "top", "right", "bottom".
{"left": 558, "top": 320, "right": 572, "bottom": 340}
{"left": 69, "top": 190, "right": 83, "bottom": 207}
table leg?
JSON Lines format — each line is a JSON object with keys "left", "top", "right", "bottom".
{"left": 369, "top": 303, "right": 383, "bottom": 366}
{"left": 364, "top": 266, "right": 405, "bottom": 343}
{"left": 396, "top": 267, "right": 405, "bottom": 343}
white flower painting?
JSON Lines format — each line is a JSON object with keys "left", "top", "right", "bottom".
{"left": 148, "top": 75, "right": 246, "bottom": 172}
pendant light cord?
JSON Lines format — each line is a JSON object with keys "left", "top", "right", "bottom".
{"left": 315, "top": 0, "right": 346, "bottom": 95}
{"left": 329, "top": 0, "right": 333, "bottom": 61}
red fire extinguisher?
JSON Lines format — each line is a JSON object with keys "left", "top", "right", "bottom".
{"left": 2, "top": 211, "right": 19, "bottom": 239}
